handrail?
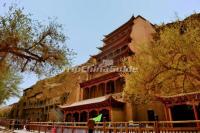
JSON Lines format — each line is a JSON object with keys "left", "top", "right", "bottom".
{"left": 1, "top": 119, "right": 200, "bottom": 124}
{"left": 1, "top": 119, "right": 200, "bottom": 133}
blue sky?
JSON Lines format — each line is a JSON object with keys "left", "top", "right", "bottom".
{"left": 0, "top": 0, "right": 200, "bottom": 105}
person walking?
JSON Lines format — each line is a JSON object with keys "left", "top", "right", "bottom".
{"left": 14, "top": 120, "right": 18, "bottom": 130}
{"left": 87, "top": 119, "right": 95, "bottom": 133}
{"left": 26, "top": 119, "right": 30, "bottom": 131}
{"left": 9, "top": 120, "right": 12, "bottom": 130}
{"left": 11, "top": 120, "right": 15, "bottom": 131}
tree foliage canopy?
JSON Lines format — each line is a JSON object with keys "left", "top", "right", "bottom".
{"left": 124, "top": 14, "right": 200, "bottom": 104}
{"left": 0, "top": 63, "right": 21, "bottom": 104}
{"left": 0, "top": 6, "right": 72, "bottom": 75}
{"left": 0, "top": 5, "right": 73, "bottom": 104}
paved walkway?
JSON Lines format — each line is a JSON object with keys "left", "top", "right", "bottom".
{"left": 0, "top": 126, "right": 45, "bottom": 133}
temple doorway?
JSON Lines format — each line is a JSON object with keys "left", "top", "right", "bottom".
{"left": 65, "top": 113, "right": 72, "bottom": 122}
{"left": 99, "top": 109, "right": 110, "bottom": 122}
{"left": 89, "top": 110, "right": 98, "bottom": 118}
{"left": 80, "top": 111, "right": 88, "bottom": 122}
{"left": 171, "top": 105, "right": 195, "bottom": 127}
{"left": 171, "top": 105, "right": 195, "bottom": 120}
{"left": 197, "top": 103, "right": 200, "bottom": 118}
{"left": 147, "top": 110, "right": 155, "bottom": 121}
{"left": 73, "top": 112, "right": 79, "bottom": 122}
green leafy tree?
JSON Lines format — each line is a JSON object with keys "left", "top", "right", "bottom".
{"left": 0, "top": 5, "right": 73, "bottom": 104}
{"left": 124, "top": 14, "right": 200, "bottom": 104}
{"left": 0, "top": 63, "right": 21, "bottom": 104}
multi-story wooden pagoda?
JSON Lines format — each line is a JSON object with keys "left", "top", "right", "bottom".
{"left": 60, "top": 16, "right": 158, "bottom": 122}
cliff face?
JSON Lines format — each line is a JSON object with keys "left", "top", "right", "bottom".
{"left": 155, "top": 13, "right": 200, "bottom": 33}
{"left": 0, "top": 105, "right": 13, "bottom": 118}
{"left": 23, "top": 71, "right": 87, "bottom": 104}
{"left": 11, "top": 71, "right": 87, "bottom": 121}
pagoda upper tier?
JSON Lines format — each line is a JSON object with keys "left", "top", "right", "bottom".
{"left": 91, "top": 16, "right": 134, "bottom": 65}
{"left": 91, "top": 15, "right": 155, "bottom": 65}
{"left": 102, "top": 16, "right": 134, "bottom": 46}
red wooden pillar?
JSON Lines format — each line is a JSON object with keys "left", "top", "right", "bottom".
{"left": 164, "top": 104, "right": 169, "bottom": 121}
{"left": 168, "top": 106, "right": 173, "bottom": 127}
{"left": 88, "top": 87, "right": 91, "bottom": 99}
{"left": 168, "top": 106, "right": 172, "bottom": 121}
{"left": 109, "top": 107, "right": 112, "bottom": 121}
{"left": 104, "top": 82, "right": 107, "bottom": 95}
{"left": 87, "top": 111, "right": 89, "bottom": 121}
{"left": 78, "top": 111, "right": 81, "bottom": 122}
{"left": 71, "top": 111, "right": 74, "bottom": 122}
{"left": 114, "top": 78, "right": 117, "bottom": 93}
{"left": 192, "top": 101, "right": 198, "bottom": 120}
{"left": 96, "top": 85, "right": 99, "bottom": 97}
{"left": 192, "top": 101, "right": 199, "bottom": 127}
{"left": 97, "top": 108, "right": 100, "bottom": 115}
{"left": 63, "top": 111, "right": 66, "bottom": 122}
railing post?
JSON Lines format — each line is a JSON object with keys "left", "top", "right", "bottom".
{"left": 38, "top": 123, "right": 40, "bottom": 133}
{"left": 72, "top": 127, "right": 74, "bottom": 133}
{"left": 138, "top": 122, "right": 142, "bottom": 133}
{"left": 44, "top": 124, "right": 47, "bottom": 133}
{"left": 125, "top": 123, "right": 128, "bottom": 133}
{"left": 113, "top": 123, "right": 116, "bottom": 133}
{"left": 154, "top": 121, "right": 159, "bottom": 133}
{"left": 61, "top": 126, "right": 64, "bottom": 133}
{"left": 51, "top": 122, "right": 56, "bottom": 133}
{"left": 103, "top": 121, "right": 106, "bottom": 133}
{"left": 154, "top": 114, "right": 160, "bottom": 133}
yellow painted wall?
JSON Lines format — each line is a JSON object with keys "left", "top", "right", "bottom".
{"left": 129, "top": 16, "right": 156, "bottom": 53}
{"left": 124, "top": 103, "right": 135, "bottom": 121}
{"left": 135, "top": 101, "right": 165, "bottom": 121}
{"left": 111, "top": 107, "right": 125, "bottom": 122}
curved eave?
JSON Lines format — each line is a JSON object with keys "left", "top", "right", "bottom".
{"left": 90, "top": 52, "right": 103, "bottom": 59}
{"left": 156, "top": 92, "right": 200, "bottom": 105}
{"left": 59, "top": 95, "right": 124, "bottom": 111}
{"left": 97, "top": 47, "right": 103, "bottom": 51}
{"left": 127, "top": 43, "right": 135, "bottom": 54}
{"left": 104, "top": 16, "right": 135, "bottom": 39}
